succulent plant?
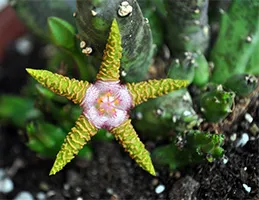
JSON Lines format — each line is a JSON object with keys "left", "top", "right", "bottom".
{"left": 210, "top": 0, "right": 259, "bottom": 83}
{"left": 3, "top": 0, "right": 258, "bottom": 176}
{"left": 133, "top": 89, "right": 201, "bottom": 138}
{"left": 164, "top": 0, "right": 210, "bottom": 54}
{"left": 200, "top": 85, "right": 235, "bottom": 122}
{"left": 75, "top": 0, "right": 154, "bottom": 82}
{"left": 152, "top": 131, "right": 224, "bottom": 170}
{"left": 224, "top": 74, "right": 258, "bottom": 97}
{"left": 26, "top": 19, "right": 188, "bottom": 176}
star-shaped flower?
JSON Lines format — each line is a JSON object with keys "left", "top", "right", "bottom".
{"left": 26, "top": 19, "right": 188, "bottom": 176}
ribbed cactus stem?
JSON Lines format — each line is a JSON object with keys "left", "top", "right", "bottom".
{"left": 26, "top": 69, "right": 90, "bottom": 104}
{"left": 111, "top": 119, "right": 156, "bottom": 176}
{"left": 126, "top": 79, "right": 189, "bottom": 106}
{"left": 49, "top": 115, "right": 97, "bottom": 175}
{"left": 96, "top": 19, "right": 122, "bottom": 81}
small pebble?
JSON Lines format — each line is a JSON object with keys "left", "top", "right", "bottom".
{"left": 46, "top": 190, "right": 56, "bottom": 198}
{"left": 118, "top": 1, "right": 133, "bottom": 17}
{"left": 39, "top": 182, "right": 49, "bottom": 191}
{"left": 155, "top": 184, "right": 165, "bottom": 194}
{"left": 249, "top": 123, "right": 259, "bottom": 136}
{"left": 230, "top": 133, "right": 237, "bottom": 142}
{"left": 36, "top": 192, "right": 46, "bottom": 200}
{"left": 77, "top": 197, "right": 83, "bottom": 200}
{"left": 222, "top": 155, "right": 228, "bottom": 164}
{"left": 152, "top": 178, "right": 159, "bottom": 186}
{"left": 106, "top": 187, "right": 113, "bottom": 195}
{"left": 0, "top": 177, "right": 14, "bottom": 194}
{"left": 243, "top": 183, "right": 251, "bottom": 193}
{"left": 244, "top": 113, "right": 253, "bottom": 123}
{"left": 63, "top": 183, "right": 70, "bottom": 190}
{"left": 14, "top": 191, "right": 34, "bottom": 200}
{"left": 236, "top": 133, "right": 249, "bottom": 147}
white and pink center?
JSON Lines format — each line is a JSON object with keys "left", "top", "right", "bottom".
{"left": 81, "top": 81, "right": 132, "bottom": 130}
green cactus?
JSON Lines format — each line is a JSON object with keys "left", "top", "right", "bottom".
{"left": 75, "top": 0, "right": 154, "bottom": 82}
{"left": 152, "top": 131, "right": 224, "bottom": 170}
{"left": 133, "top": 89, "right": 201, "bottom": 138}
{"left": 224, "top": 74, "right": 258, "bottom": 97}
{"left": 138, "top": 0, "right": 165, "bottom": 47}
{"left": 192, "top": 53, "right": 210, "bottom": 87}
{"left": 167, "top": 51, "right": 210, "bottom": 86}
{"left": 167, "top": 53, "right": 195, "bottom": 84}
{"left": 164, "top": 0, "right": 210, "bottom": 54}
{"left": 200, "top": 85, "right": 235, "bottom": 122}
{"left": 210, "top": 0, "right": 259, "bottom": 83}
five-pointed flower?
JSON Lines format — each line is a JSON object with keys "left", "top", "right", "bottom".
{"left": 26, "top": 19, "right": 188, "bottom": 176}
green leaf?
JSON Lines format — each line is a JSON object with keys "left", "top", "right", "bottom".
{"left": 0, "top": 95, "right": 41, "bottom": 128}
{"left": 48, "top": 17, "right": 76, "bottom": 50}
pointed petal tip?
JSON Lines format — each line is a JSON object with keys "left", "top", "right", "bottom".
{"left": 149, "top": 167, "right": 157, "bottom": 176}
{"left": 26, "top": 68, "right": 39, "bottom": 77}
{"left": 25, "top": 68, "right": 33, "bottom": 74}
{"left": 49, "top": 168, "right": 57, "bottom": 176}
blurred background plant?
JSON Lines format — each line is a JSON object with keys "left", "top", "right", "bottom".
{"left": 0, "top": 0, "right": 258, "bottom": 172}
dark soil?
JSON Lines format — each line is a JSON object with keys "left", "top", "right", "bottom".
{"left": 0, "top": 40, "right": 258, "bottom": 200}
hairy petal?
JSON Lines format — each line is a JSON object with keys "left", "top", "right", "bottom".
{"left": 49, "top": 115, "right": 97, "bottom": 175}
{"left": 26, "top": 68, "right": 90, "bottom": 104}
{"left": 126, "top": 79, "right": 188, "bottom": 106}
{"left": 111, "top": 119, "right": 156, "bottom": 176}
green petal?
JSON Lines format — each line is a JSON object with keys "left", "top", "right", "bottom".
{"left": 111, "top": 119, "right": 156, "bottom": 176}
{"left": 96, "top": 19, "right": 122, "bottom": 81}
{"left": 49, "top": 115, "right": 97, "bottom": 175}
{"left": 127, "top": 79, "right": 189, "bottom": 106}
{"left": 26, "top": 68, "right": 89, "bottom": 104}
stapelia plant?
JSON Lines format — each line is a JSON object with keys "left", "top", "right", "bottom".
{"left": 26, "top": 19, "right": 188, "bottom": 176}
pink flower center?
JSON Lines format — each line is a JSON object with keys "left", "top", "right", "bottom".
{"left": 95, "top": 91, "right": 120, "bottom": 116}
{"left": 81, "top": 81, "right": 132, "bottom": 130}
